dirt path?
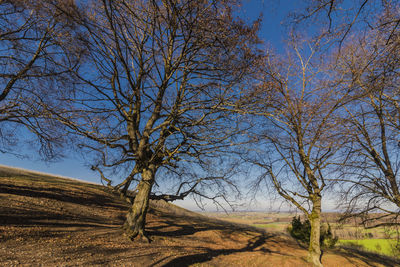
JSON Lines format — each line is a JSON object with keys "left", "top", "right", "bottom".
{"left": 0, "top": 169, "right": 398, "bottom": 266}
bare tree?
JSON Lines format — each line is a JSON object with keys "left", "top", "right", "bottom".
{"left": 242, "top": 39, "right": 349, "bottom": 266}
{"left": 334, "top": 9, "right": 400, "bottom": 228}
{"left": 291, "top": 0, "right": 400, "bottom": 49}
{"left": 51, "top": 0, "right": 261, "bottom": 241}
{"left": 0, "top": 0, "right": 82, "bottom": 159}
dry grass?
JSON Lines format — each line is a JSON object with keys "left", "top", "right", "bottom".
{"left": 1, "top": 166, "right": 399, "bottom": 266}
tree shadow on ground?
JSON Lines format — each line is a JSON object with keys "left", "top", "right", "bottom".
{"left": 158, "top": 234, "right": 285, "bottom": 267}
{"left": 144, "top": 212, "right": 295, "bottom": 267}
{"left": 146, "top": 211, "right": 266, "bottom": 238}
{"left": 331, "top": 247, "right": 400, "bottom": 267}
{"left": 0, "top": 179, "right": 127, "bottom": 230}
{"left": 0, "top": 214, "right": 118, "bottom": 228}
{"left": 0, "top": 182, "right": 126, "bottom": 209}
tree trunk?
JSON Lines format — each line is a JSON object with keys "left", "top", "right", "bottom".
{"left": 123, "top": 165, "right": 156, "bottom": 242}
{"left": 308, "top": 195, "right": 323, "bottom": 267}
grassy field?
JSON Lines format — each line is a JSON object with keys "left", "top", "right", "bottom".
{"left": 338, "top": 239, "right": 399, "bottom": 257}
{"left": 203, "top": 211, "right": 400, "bottom": 260}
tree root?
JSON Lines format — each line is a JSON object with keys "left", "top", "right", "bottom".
{"left": 123, "top": 224, "right": 151, "bottom": 243}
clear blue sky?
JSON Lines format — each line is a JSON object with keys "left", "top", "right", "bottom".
{"left": 0, "top": 0, "right": 304, "bottom": 210}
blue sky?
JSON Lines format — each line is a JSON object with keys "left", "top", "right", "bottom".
{"left": 0, "top": 0, "right": 304, "bottom": 210}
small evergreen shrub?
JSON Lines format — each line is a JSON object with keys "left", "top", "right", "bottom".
{"left": 288, "top": 216, "right": 338, "bottom": 248}
{"left": 288, "top": 216, "right": 311, "bottom": 243}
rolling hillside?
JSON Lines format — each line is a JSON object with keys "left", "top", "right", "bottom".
{"left": 0, "top": 165, "right": 398, "bottom": 266}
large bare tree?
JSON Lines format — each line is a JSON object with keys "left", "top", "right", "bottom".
{"left": 284, "top": 0, "right": 400, "bottom": 237}
{"left": 0, "top": 0, "right": 82, "bottom": 159}
{"left": 334, "top": 8, "right": 400, "bottom": 227}
{"left": 51, "top": 0, "right": 261, "bottom": 241}
{"left": 242, "top": 40, "right": 350, "bottom": 266}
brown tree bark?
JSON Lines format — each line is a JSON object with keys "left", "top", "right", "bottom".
{"left": 123, "top": 165, "right": 156, "bottom": 242}
{"left": 308, "top": 195, "right": 323, "bottom": 267}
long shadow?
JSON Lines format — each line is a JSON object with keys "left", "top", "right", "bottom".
{"left": 332, "top": 247, "right": 400, "bottom": 267}
{"left": 147, "top": 220, "right": 215, "bottom": 238}
{"left": 146, "top": 212, "right": 265, "bottom": 239}
{"left": 0, "top": 181, "right": 127, "bottom": 230}
{"left": 61, "top": 244, "right": 131, "bottom": 257}
{"left": 0, "top": 203, "right": 123, "bottom": 231}
{"left": 0, "top": 215, "right": 118, "bottom": 228}
{"left": 0, "top": 225, "right": 114, "bottom": 242}
{"left": 144, "top": 212, "right": 293, "bottom": 267}
{"left": 0, "top": 182, "right": 128, "bottom": 210}
{"left": 160, "top": 234, "right": 280, "bottom": 267}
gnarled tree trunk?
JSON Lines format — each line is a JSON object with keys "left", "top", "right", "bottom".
{"left": 308, "top": 195, "right": 323, "bottom": 267}
{"left": 123, "top": 165, "right": 156, "bottom": 242}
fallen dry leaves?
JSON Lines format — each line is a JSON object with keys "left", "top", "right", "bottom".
{"left": 0, "top": 168, "right": 397, "bottom": 266}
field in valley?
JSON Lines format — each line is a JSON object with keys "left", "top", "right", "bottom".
{"left": 202, "top": 211, "right": 400, "bottom": 259}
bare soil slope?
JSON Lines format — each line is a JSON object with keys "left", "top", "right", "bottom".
{"left": 0, "top": 166, "right": 397, "bottom": 266}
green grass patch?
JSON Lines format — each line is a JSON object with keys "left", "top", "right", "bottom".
{"left": 338, "top": 239, "right": 399, "bottom": 257}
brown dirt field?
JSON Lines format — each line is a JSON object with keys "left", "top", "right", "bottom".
{"left": 0, "top": 166, "right": 398, "bottom": 266}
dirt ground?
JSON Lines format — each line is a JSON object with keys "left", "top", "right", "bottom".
{"left": 0, "top": 167, "right": 398, "bottom": 266}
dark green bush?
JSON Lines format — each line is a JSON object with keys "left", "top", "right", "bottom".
{"left": 288, "top": 216, "right": 338, "bottom": 248}
{"left": 288, "top": 216, "right": 311, "bottom": 243}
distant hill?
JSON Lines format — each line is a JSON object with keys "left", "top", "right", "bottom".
{"left": 0, "top": 165, "right": 397, "bottom": 266}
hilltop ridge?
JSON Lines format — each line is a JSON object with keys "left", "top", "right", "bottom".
{"left": 0, "top": 165, "right": 397, "bottom": 266}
